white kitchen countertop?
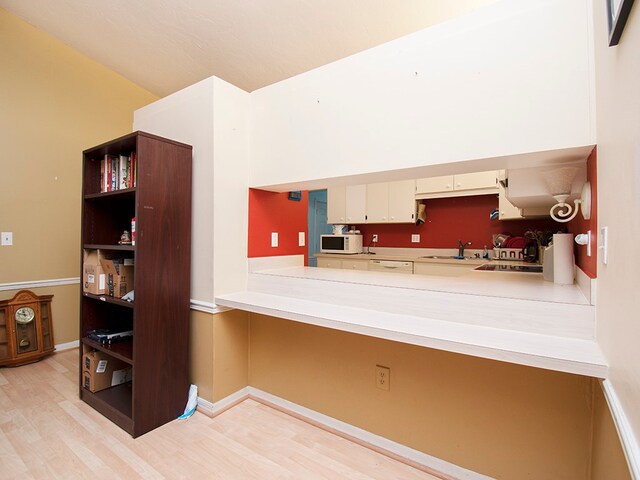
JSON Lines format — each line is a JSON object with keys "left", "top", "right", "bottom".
{"left": 216, "top": 260, "right": 606, "bottom": 379}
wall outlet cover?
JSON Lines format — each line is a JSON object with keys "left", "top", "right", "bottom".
{"left": 411, "top": 234, "right": 420, "bottom": 243}
{"left": 271, "top": 232, "right": 278, "bottom": 248}
{"left": 298, "top": 232, "right": 305, "bottom": 247}
{"left": 1, "top": 232, "right": 12, "bottom": 246}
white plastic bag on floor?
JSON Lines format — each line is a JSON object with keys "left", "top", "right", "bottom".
{"left": 178, "top": 384, "right": 197, "bottom": 419}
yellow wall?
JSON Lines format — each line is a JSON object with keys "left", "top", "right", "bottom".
{"left": 591, "top": 382, "right": 632, "bottom": 480}
{"left": 249, "top": 313, "right": 600, "bottom": 479}
{"left": 190, "top": 309, "right": 249, "bottom": 403}
{"left": 0, "top": 9, "right": 157, "bottom": 344}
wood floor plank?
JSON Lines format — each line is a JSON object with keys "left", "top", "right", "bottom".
{"left": 0, "top": 349, "right": 443, "bottom": 480}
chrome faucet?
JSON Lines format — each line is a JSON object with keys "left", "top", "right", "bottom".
{"left": 458, "top": 240, "right": 472, "bottom": 257}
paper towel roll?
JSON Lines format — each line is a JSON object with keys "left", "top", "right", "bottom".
{"left": 553, "top": 233, "right": 574, "bottom": 285}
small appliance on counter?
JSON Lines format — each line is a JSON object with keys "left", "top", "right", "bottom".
{"left": 320, "top": 234, "right": 363, "bottom": 254}
{"left": 332, "top": 224, "right": 348, "bottom": 235}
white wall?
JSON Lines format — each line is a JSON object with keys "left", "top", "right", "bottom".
{"left": 134, "top": 77, "right": 250, "bottom": 304}
{"left": 249, "top": 0, "right": 596, "bottom": 190}
{"left": 134, "top": 78, "right": 215, "bottom": 303}
{"left": 212, "top": 77, "right": 250, "bottom": 296}
{"left": 592, "top": 0, "right": 640, "bottom": 471}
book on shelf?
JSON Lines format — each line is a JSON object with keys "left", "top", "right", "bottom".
{"left": 99, "top": 152, "right": 137, "bottom": 192}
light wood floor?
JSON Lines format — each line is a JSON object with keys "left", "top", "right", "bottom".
{"left": 0, "top": 349, "right": 441, "bottom": 479}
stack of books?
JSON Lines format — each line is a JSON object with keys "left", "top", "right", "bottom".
{"left": 100, "top": 153, "right": 137, "bottom": 192}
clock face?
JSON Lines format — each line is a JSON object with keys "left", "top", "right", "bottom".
{"left": 15, "top": 306, "right": 35, "bottom": 324}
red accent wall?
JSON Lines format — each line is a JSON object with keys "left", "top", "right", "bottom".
{"left": 248, "top": 188, "right": 308, "bottom": 263}
{"left": 356, "top": 195, "right": 559, "bottom": 250}
{"left": 568, "top": 148, "right": 598, "bottom": 278}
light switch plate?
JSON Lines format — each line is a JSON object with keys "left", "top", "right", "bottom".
{"left": 298, "top": 232, "right": 305, "bottom": 247}
{"left": 1, "top": 232, "right": 12, "bottom": 246}
{"left": 271, "top": 232, "right": 278, "bottom": 247}
{"left": 411, "top": 234, "right": 420, "bottom": 243}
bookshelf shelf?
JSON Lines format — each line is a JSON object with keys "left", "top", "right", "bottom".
{"left": 80, "top": 131, "right": 192, "bottom": 438}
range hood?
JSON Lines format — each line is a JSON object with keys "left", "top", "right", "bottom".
{"left": 504, "top": 163, "right": 587, "bottom": 209}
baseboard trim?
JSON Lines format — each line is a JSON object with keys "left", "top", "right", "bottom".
{"left": 601, "top": 379, "right": 640, "bottom": 479}
{"left": 196, "top": 387, "right": 250, "bottom": 417}
{"left": 0, "top": 277, "right": 80, "bottom": 292}
{"left": 190, "top": 299, "right": 233, "bottom": 315}
{"left": 55, "top": 340, "right": 79, "bottom": 352}
{"left": 198, "top": 386, "right": 493, "bottom": 480}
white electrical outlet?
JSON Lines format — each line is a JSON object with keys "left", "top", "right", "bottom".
{"left": 372, "top": 234, "right": 378, "bottom": 243}
{"left": 411, "top": 234, "right": 420, "bottom": 243}
{"left": 1, "top": 232, "right": 12, "bottom": 246}
{"left": 271, "top": 232, "right": 278, "bottom": 247}
{"left": 298, "top": 232, "right": 305, "bottom": 247}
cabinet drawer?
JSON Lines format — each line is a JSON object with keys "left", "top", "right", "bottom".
{"left": 341, "top": 259, "right": 369, "bottom": 271}
{"left": 317, "top": 258, "right": 342, "bottom": 269}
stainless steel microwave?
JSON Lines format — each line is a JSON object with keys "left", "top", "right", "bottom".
{"left": 320, "top": 234, "right": 363, "bottom": 254}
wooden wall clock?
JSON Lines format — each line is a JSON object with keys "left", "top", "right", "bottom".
{"left": 0, "top": 290, "right": 55, "bottom": 367}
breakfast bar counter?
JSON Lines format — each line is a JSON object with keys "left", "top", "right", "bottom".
{"left": 216, "top": 264, "right": 607, "bottom": 379}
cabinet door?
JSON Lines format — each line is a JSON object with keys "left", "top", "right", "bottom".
{"left": 498, "top": 184, "right": 523, "bottom": 220}
{"left": 341, "top": 259, "right": 369, "bottom": 271}
{"left": 317, "top": 258, "right": 342, "bottom": 269}
{"left": 345, "top": 185, "right": 366, "bottom": 224}
{"left": 454, "top": 171, "right": 497, "bottom": 191}
{"left": 366, "top": 182, "right": 389, "bottom": 223}
{"left": 416, "top": 175, "right": 454, "bottom": 194}
{"left": 388, "top": 180, "right": 416, "bottom": 223}
{"left": 327, "top": 186, "right": 346, "bottom": 224}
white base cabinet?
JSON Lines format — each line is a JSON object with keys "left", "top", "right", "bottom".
{"left": 317, "top": 258, "right": 369, "bottom": 270}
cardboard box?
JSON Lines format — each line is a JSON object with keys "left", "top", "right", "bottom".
{"left": 99, "top": 259, "right": 134, "bottom": 299}
{"left": 82, "top": 349, "right": 132, "bottom": 392}
{"left": 83, "top": 250, "right": 107, "bottom": 295}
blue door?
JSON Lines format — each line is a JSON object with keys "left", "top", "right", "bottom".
{"left": 308, "top": 190, "right": 332, "bottom": 266}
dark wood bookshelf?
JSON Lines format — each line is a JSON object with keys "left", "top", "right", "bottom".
{"left": 81, "top": 337, "right": 133, "bottom": 365}
{"left": 82, "top": 292, "right": 134, "bottom": 309}
{"left": 83, "top": 244, "right": 135, "bottom": 252}
{"left": 79, "top": 131, "right": 192, "bottom": 438}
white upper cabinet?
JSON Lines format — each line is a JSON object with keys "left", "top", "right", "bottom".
{"left": 364, "top": 180, "right": 416, "bottom": 224}
{"left": 345, "top": 185, "right": 367, "bottom": 224}
{"left": 327, "top": 186, "right": 346, "bottom": 224}
{"left": 327, "top": 185, "right": 367, "bottom": 224}
{"left": 366, "top": 182, "right": 389, "bottom": 223}
{"left": 416, "top": 171, "right": 497, "bottom": 199}
{"left": 454, "top": 171, "right": 497, "bottom": 191}
{"left": 415, "top": 176, "right": 454, "bottom": 194}
{"left": 388, "top": 180, "right": 416, "bottom": 223}
{"left": 498, "top": 183, "right": 523, "bottom": 220}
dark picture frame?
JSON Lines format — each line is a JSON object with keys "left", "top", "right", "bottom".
{"left": 607, "top": 0, "right": 635, "bottom": 46}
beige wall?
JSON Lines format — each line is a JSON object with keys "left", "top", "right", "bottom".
{"left": 249, "top": 313, "right": 596, "bottom": 479}
{"left": 0, "top": 9, "right": 156, "bottom": 344}
{"left": 591, "top": 382, "right": 632, "bottom": 480}
{"left": 592, "top": 0, "right": 640, "bottom": 455}
{"left": 190, "top": 309, "right": 249, "bottom": 403}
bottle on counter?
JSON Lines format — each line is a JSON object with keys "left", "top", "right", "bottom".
{"left": 483, "top": 245, "right": 489, "bottom": 259}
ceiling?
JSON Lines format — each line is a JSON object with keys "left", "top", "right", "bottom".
{"left": 0, "top": 0, "right": 498, "bottom": 96}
